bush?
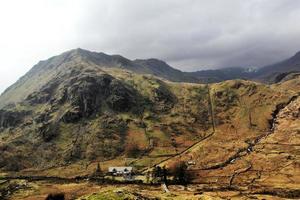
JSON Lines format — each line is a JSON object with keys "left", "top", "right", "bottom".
{"left": 45, "top": 193, "right": 65, "bottom": 200}
{"left": 169, "top": 161, "right": 194, "bottom": 185}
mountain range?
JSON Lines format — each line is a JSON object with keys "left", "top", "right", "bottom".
{"left": 1, "top": 48, "right": 300, "bottom": 109}
{"left": 0, "top": 48, "right": 300, "bottom": 199}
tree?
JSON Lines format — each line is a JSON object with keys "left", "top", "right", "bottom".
{"left": 151, "top": 165, "right": 162, "bottom": 183}
{"left": 154, "top": 166, "right": 162, "bottom": 179}
{"left": 162, "top": 166, "right": 168, "bottom": 183}
{"left": 171, "top": 161, "right": 194, "bottom": 185}
{"left": 95, "top": 162, "right": 103, "bottom": 177}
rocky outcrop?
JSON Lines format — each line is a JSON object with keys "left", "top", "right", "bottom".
{"left": 23, "top": 71, "right": 141, "bottom": 124}
{"left": 60, "top": 74, "right": 139, "bottom": 122}
{"left": 0, "top": 110, "right": 29, "bottom": 128}
{"left": 64, "top": 74, "right": 112, "bottom": 117}
{"left": 26, "top": 78, "right": 61, "bottom": 105}
{"left": 37, "top": 122, "right": 60, "bottom": 142}
{"left": 106, "top": 80, "right": 137, "bottom": 112}
{"left": 151, "top": 83, "right": 176, "bottom": 112}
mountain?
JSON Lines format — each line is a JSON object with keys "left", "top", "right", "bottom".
{"left": 0, "top": 49, "right": 199, "bottom": 108}
{"left": 188, "top": 50, "right": 300, "bottom": 83}
{"left": 0, "top": 49, "right": 213, "bottom": 171}
{"left": 255, "top": 51, "right": 300, "bottom": 83}
{"left": 0, "top": 48, "right": 299, "bottom": 199}
{"left": 187, "top": 50, "right": 300, "bottom": 83}
{"left": 68, "top": 48, "right": 198, "bottom": 83}
{"left": 188, "top": 67, "right": 257, "bottom": 83}
{"left": 133, "top": 58, "right": 199, "bottom": 83}
{"left": 2, "top": 49, "right": 300, "bottom": 109}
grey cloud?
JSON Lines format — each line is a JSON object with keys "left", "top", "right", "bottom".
{"left": 72, "top": 0, "right": 300, "bottom": 70}
{"left": 2, "top": 0, "right": 300, "bottom": 96}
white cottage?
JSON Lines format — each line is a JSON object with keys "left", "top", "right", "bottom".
{"left": 108, "top": 167, "right": 133, "bottom": 175}
{"left": 108, "top": 167, "right": 134, "bottom": 181}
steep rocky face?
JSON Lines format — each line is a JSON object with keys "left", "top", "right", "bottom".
{"left": 61, "top": 74, "right": 138, "bottom": 120}
{"left": 0, "top": 110, "right": 30, "bottom": 128}
{"left": 151, "top": 83, "right": 176, "bottom": 112}
{"left": 24, "top": 69, "right": 142, "bottom": 121}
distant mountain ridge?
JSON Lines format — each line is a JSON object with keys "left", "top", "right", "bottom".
{"left": 187, "top": 67, "right": 257, "bottom": 83}
{"left": 189, "top": 51, "right": 300, "bottom": 83}
{"left": 254, "top": 51, "right": 300, "bottom": 82}
{"left": 72, "top": 48, "right": 300, "bottom": 83}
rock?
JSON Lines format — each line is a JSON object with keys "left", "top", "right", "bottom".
{"left": 34, "top": 112, "right": 52, "bottom": 123}
{"left": 106, "top": 79, "right": 137, "bottom": 112}
{"left": 65, "top": 75, "right": 110, "bottom": 117}
{"left": 38, "top": 122, "right": 59, "bottom": 142}
{"left": 0, "top": 110, "right": 30, "bottom": 128}
{"left": 151, "top": 84, "right": 176, "bottom": 112}
{"left": 61, "top": 108, "right": 82, "bottom": 123}
{"left": 26, "top": 78, "right": 60, "bottom": 105}
{"left": 61, "top": 74, "right": 139, "bottom": 121}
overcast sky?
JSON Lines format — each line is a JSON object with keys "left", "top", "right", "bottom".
{"left": 1, "top": 0, "right": 300, "bottom": 94}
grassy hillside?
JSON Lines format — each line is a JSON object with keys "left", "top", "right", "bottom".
{"left": 0, "top": 68, "right": 295, "bottom": 177}
{"left": 0, "top": 63, "right": 212, "bottom": 173}
{"left": 0, "top": 49, "right": 299, "bottom": 199}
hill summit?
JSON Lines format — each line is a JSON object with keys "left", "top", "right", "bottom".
{"left": 0, "top": 48, "right": 198, "bottom": 108}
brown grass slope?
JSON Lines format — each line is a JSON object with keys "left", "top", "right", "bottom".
{"left": 0, "top": 50, "right": 299, "bottom": 197}
{"left": 162, "top": 77, "right": 300, "bottom": 198}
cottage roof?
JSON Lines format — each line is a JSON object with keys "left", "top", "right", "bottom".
{"left": 108, "top": 167, "right": 133, "bottom": 172}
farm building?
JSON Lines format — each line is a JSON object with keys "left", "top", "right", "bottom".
{"left": 108, "top": 167, "right": 133, "bottom": 175}
{"left": 108, "top": 167, "right": 134, "bottom": 181}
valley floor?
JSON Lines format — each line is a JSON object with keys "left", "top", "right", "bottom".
{"left": 1, "top": 180, "right": 297, "bottom": 200}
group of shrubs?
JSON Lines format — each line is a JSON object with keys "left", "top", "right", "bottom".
{"left": 147, "top": 161, "right": 194, "bottom": 185}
